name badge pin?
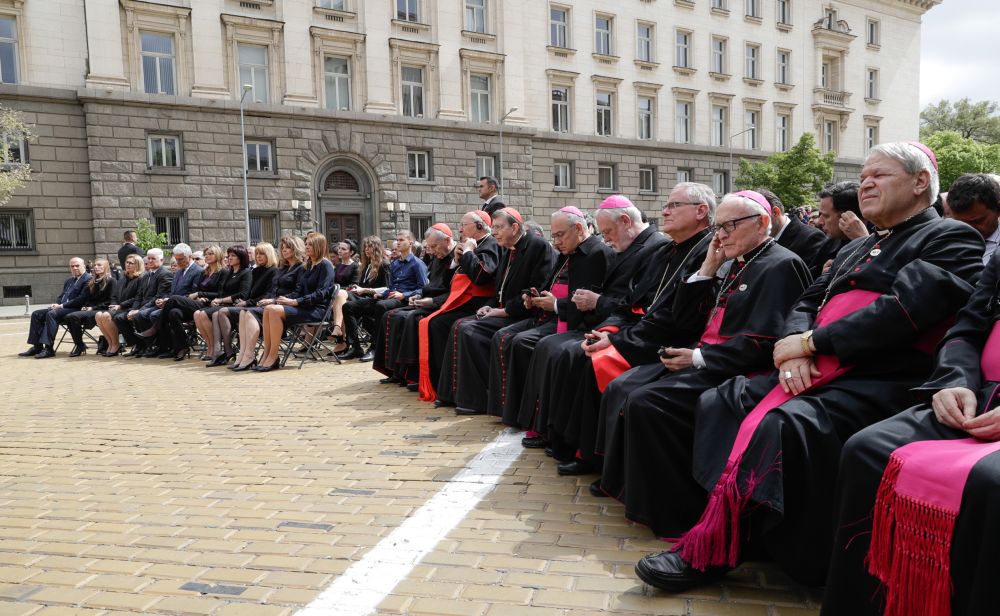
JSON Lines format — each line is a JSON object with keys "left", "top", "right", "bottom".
{"left": 738, "top": 284, "right": 748, "bottom": 291}
{"left": 870, "top": 248, "right": 882, "bottom": 257}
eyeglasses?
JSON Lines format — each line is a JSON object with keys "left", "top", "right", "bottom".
{"left": 663, "top": 201, "right": 703, "bottom": 211}
{"left": 550, "top": 230, "right": 569, "bottom": 241}
{"left": 710, "top": 214, "right": 761, "bottom": 234}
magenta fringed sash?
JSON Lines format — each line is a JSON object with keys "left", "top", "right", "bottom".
{"left": 672, "top": 289, "right": 882, "bottom": 570}
{"left": 866, "top": 322, "right": 1000, "bottom": 616}
{"left": 551, "top": 282, "right": 570, "bottom": 334}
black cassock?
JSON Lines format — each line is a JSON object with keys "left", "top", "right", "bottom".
{"left": 373, "top": 253, "right": 455, "bottom": 380}
{"left": 599, "top": 241, "right": 812, "bottom": 536}
{"left": 535, "top": 229, "right": 710, "bottom": 458}
{"left": 776, "top": 215, "right": 835, "bottom": 279}
{"left": 471, "top": 235, "right": 613, "bottom": 419}
{"left": 435, "top": 232, "right": 555, "bottom": 404}
{"left": 823, "top": 252, "right": 1000, "bottom": 616}
{"left": 689, "top": 209, "right": 982, "bottom": 586}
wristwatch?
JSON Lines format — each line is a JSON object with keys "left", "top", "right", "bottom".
{"left": 800, "top": 330, "right": 815, "bottom": 354}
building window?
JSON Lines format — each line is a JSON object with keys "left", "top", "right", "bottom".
{"left": 407, "top": 150, "right": 431, "bottom": 180}
{"left": 319, "top": 0, "right": 347, "bottom": 8}
{"left": 822, "top": 8, "right": 837, "bottom": 28}
{"left": 776, "top": 0, "right": 790, "bottom": 25}
{"left": 712, "top": 0, "right": 728, "bottom": 9}
{"left": 867, "top": 18, "right": 880, "bottom": 46}
{"left": 675, "top": 101, "right": 691, "bottom": 144}
{"left": 639, "top": 166, "right": 656, "bottom": 193}
{"left": 675, "top": 30, "right": 690, "bottom": 68}
{"left": 867, "top": 68, "right": 879, "bottom": 100}
{"left": 140, "top": 32, "right": 176, "bottom": 95}
{"left": 776, "top": 112, "right": 790, "bottom": 151}
{"left": 596, "top": 91, "right": 613, "bottom": 136}
{"left": 1, "top": 132, "right": 26, "bottom": 164}
{"left": 636, "top": 22, "right": 653, "bottom": 62}
{"left": 637, "top": 96, "right": 654, "bottom": 140}
{"left": 470, "top": 73, "right": 491, "bottom": 123}
{"left": 147, "top": 135, "right": 181, "bottom": 168}
{"left": 776, "top": 49, "right": 790, "bottom": 84}
{"left": 246, "top": 141, "right": 273, "bottom": 173}
{"left": 238, "top": 44, "right": 269, "bottom": 104}
{"left": 0, "top": 210, "right": 32, "bottom": 251}
{"left": 745, "top": 44, "right": 759, "bottom": 79}
{"left": 745, "top": 110, "right": 758, "bottom": 149}
{"left": 476, "top": 154, "right": 496, "bottom": 178}
{"left": 595, "top": 15, "right": 613, "bottom": 55}
{"left": 0, "top": 17, "right": 18, "bottom": 84}
{"left": 824, "top": 120, "right": 837, "bottom": 154}
{"left": 865, "top": 123, "right": 879, "bottom": 154}
{"left": 550, "top": 7, "right": 569, "bottom": 48}
{"left": 249, "top": 213, "right": 279, "bottom": 245}
{"left": 711, "top": 104, "right": 728, "bottom": 147}
{"left": 676, "top": 168, "right": 692, "bottom": 184}
{"left": 154, "top": 212, "right": 187, "bottom": 247}
{"left": 711, "top": 37, "right": 727, "bottom": 74}
{"left": 410, "top": 215, "right": 433, "bottom": 238}
{"left": 401, "top": 66, "right": 425, "bottom": 117}
{"left": 712, "top": 171, "right": 728, "bottom": 195}
{"left": 324, "top": 56, "right": 351, "bottom": 111}
{"left": 821, "top": 61, "right": 830, "bottom": 89}
{"left": 551, "top": 87, "right": 570, "bottom": 132}
{"left": 397, "top": 0, "right": 419, "bottom": 22}
{"left": 597, "top": 164, "right": 616, "bottom": 191}
{"left": 745, "top": 0, "right": 760, "bottom": 18}
{"left": 465, "top": 0, "right": 486, "bottom": 33}
{"left": 554, "top": 161, "right": 573, "bottom": 189}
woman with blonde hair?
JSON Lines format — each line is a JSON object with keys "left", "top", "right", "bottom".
{"left": 63, "top": 258, "right": 116, "bottom": 357}
{"left": 94, "top": 253, "right": 144, "bottom": 356}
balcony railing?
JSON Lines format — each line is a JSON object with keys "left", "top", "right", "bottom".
{"left": 814, "top": 88, "right": 850, "bottom": 107}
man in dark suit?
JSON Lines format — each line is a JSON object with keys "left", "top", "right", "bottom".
{"left": 757, "top": 188, "right": 832, "bottom": 278}
{"left": 135, "top": 242, "right": 203, "bottom": 356}
{"left": 477, "top": 176, "right": 505, "bottom": 216}
{"left": 19, "top": 257, "right": 92, "bottom": 358}
{"left": 117, "top": 230, "right": 144, "bottom": 270}
{"left": 116, "top": 248, "right": 173, "bottom": 356}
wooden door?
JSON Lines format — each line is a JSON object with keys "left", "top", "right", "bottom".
{"left": 325, "top": 213, "right": 361, "bottom": 252}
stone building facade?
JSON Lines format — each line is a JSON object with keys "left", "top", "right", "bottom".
{"left": 0, "top": 0, "right": 939, "bottom": 304}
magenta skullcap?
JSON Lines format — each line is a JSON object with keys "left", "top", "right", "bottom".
{"left": 559, "top": 206, "right": 585, "bottom": 217}
{"left": 599, "top": 195, "right": 634, "bottom": 210}
{"left": 907, "top": 141, "right": 939, "bottom": 171}
{"left": 733, "top": 190, "right": 772, "bottom": 213}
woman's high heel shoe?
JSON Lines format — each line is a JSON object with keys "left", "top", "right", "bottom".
{"left": 207, "top": 353, "right": 232, "bottom": 367}
{"left": 253, "top": 360, "right": 280, "bottom": 372}
{"left": 100, "top": 347, "right": 124, "bottom": 357}
{"left": 68, "top": 344, "right": 87, "bottom": 357}
{"left": 232, "top": 359, "right": 258, "bottom": 372}
{"left": 174, "top": 348, "right": 191, "bottom": 361}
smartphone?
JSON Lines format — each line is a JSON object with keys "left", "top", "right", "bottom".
{"left": 657, "top": 346, "right": 671, "bottom": 358}
{"left": 585, "top": 337, "right": 600, "bottom": 346}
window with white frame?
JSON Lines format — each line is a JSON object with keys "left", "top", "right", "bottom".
{"left": 140, "top": 32, "right": 176, "bottom": 95}
{"left": 0, "top": 210, "right": 32, "bottom": 251}
{"left": 776, "top": 0, "right": 790, "bottom": 24}
{"left": 745, "top": 0, "right": 760, "bottom": 18}
{"left": 821, "top": 61, "right": 830, "bottom": 89}
{"left": 712, "top": 0, "right": 728, "bottom": 9}
{"left": 675, "top": 30, "right": 691, "bottom": 68}
{"left": 711, "top": 104, "right": 728, "bottom": 146}
{"left": 550, "top": 7, "right": 569, "bottom": 48}
{"left": 823, "top": 8, "right": 837, "bottom": 28}
{"left": 554, "top": 161, "right": 573, "bottom": 189}
{"left": 324, "top": 56, "right": 351, "bottom": 111}
{"left": 1, "top": 132, "right": 26, "bottom": 164}
{"left": 465, "top": 0, "right": 486, "bottom": 33}
{"left": 246, "top": 141, "right": 273, "bottom": 173}
{"left": 867, "top": 68, "right": 879, "bottom": 100}
{"left": 401, "top": 65, "right": 425, "bottom": 117}
{"left": 711, "top": 37, "right": 727, "bottom": 74}
{"left": 712, "top": 171, "right": 728, "bottom": 195}
{"left": 865, "top": 123, "right": 879, "bottom": 154}
{"left": 776, "top": 49, "right": 790, "bottom": 84}
{"left": 397, "top": 0, "right": 419, "bottom": 22}
{"left": 148, "top": 135, "right": 180, "bottom": 168}
{"left": 776, "top": 112, "right": 790, "bottom": 151}
{"left": 745, "top": 110, "right": 759, "bottom": 149}
{"left": 551, "top": 87, "right": 570, "bottom": 132}
{"left": 0, "top": 17, "right": 18, "bottom": 85}
{"left": 637, "top": 96, "right": 654, "bottom": 140}
{"left": 597, "top": 164, "right": 616, "bottom": 191}
{"left": 675, "top": 100, "right": 691, "bottom": 144}
{"left": 249, "top": 213, "right": 279, "bottom": 245}
{"left": 319, "top": 0, "right": 347, "bottom": 9}
{"left": 745, "top": 43, "right": 760, "bottom": 79}
{"left": 238, "top": 44, "right": 269, "bottom": 103}
{"left": 407, "top": 150, "right": 430, "bottom": 180}
{"left": 154, "top": 212, "right": 186, "bottom": 247}
{"left": 596, "top": 91, "right": 613, "bottom": 136}
{"left": 676, "top": 168, "right": 692, "bottom": 184}
{"left": 636, "top": 23, "right": 653, "bottom": 62}
{"left": 470, "top": 73, "right": 491, "bottom": 123}
{"left": 867, "top": 18, "right": 880, "bottom": 46}
{"left": 639, "top": 166, "right": 656, "bottom": 193}
{"left": 476, "top": 154, "right": 496, "bottom": 179}
{"left": 595, "top": 15, "right": 613, "bottom": 55}
{"left": 824, "top": 120, "right": 837, "bottom": 153}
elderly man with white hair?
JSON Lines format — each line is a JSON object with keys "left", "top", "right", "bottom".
{"left": 19, "top": 257, "right": 92, "bottom": 358}
{"left": 634, "top": 142, "right": 984, "bottom": 595}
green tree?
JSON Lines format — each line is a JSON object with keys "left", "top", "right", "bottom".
{"left": 0, "top": 105, "right": 34, "bottom": 207}
{"left": 920, "top": 98, "right": 1000, "bottom": 144}
{"left": 734, "top": 132, "right": 835, "bottom": 207}
{"left": 134, "top": 218, "right": 167, "bottom": 251}
{"left": 924, "top": 131, "right": 1000, "bottom": 191}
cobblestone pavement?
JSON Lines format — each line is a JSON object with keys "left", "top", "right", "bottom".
{"left": 0, "top": 318, "right": 822, "bottom": 615}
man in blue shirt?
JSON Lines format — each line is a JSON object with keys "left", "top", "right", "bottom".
{"left": 342, "top": 231, "right": 428, "bottom": 361}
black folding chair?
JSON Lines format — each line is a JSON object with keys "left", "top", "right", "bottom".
{"left": 54, "top": 322, "right": 100, "bottom": 352}
{"left": 279, "top": 285, "right": 342, "bottom": 369}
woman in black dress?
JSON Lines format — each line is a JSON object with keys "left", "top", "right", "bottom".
{"left": 193, "top": 245, "right": 254, "bottom": 365}
{"left": 64, "top": 258, "right": 116, "bottom": 356}
{"left": 95, "top": 253, "right": 144, "bottom": 356}
{"left": 152, "top": 245, "right": 226, "bottom": 360}
{"left": 330, "top": 235, "right": 389, "bottom": 352}
{"left": 208, "top": 242, "right": 278, "bottom": 366}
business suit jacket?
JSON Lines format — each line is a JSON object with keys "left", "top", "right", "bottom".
{"left": 200, "top": 267, "right": 252, "bottom": 302}
{"left": 135, "top": 267, "right": 174, "bottom": 309}
{"left": 56, "top": 274, "right": 92, "bottom": 306}
{"left": 776, "top": 215, "right": 832, "bottom": 278}
{"left": 481, "top": 196, "right": 506, "bottom": 217}
{"left": 170, "top": 262, "right": 204, "bottom": 296}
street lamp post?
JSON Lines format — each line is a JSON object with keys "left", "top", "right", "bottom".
{"left": 239, "top": 84, "right": 253, "bottom": 245}
{"left": 728, "top": 127, "right": 754, "bottom": 193}
{"left": 498, "top": 106, "right": 518, "bottom": 191}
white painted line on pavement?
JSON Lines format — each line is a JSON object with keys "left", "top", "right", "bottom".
{"left": 296, "top": 428, "right": 523, "bottom": 616}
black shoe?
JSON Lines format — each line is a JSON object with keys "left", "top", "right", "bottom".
{"left": 379, "top": 377, "right": 399, "bottom": 384}
{"left": 34, "top": 347, "right": 55, "bottom": 359}
{"left": 232, "top": 360, "right": 258, "bottom": 372}
{"left": 18, "top": 345, "right": 42, "bottom": 357}
{"left": 588, "top": 478, "right": 607, "bottom": 498}
{"left": 544, "top": 447, "right": 555, "bottom": 458}
{"left": 406, "top": 383, "right": 419, "bottom": 392}
{"left": 433, "top": 399, "right": 454, "bottom": 408}
{"left": 455, "top": 407, "right": 484, "bottom": 416}
{"left": 141, "top": 347, "right": 160, "bottom": 358}
{"left": 100, "top": 347, "right": 124, "bottom": 357}
{"left": 124, "top": 346, "right": 144, "bottom": 357}
{"left": 336, "top": 347, "right": 364, "bottom": 361}
{"left": 207, "top": 353, "right": 231, "bottom": 367}
{"left": 634, "top": 550, "right": 730, "bottom": 593}
{"left": 557, "top": 460, "right": 597, "bottom": 476}
{"left": 253, "top": 360, "right": 281, "bottom": 372}
{"left": 521, "top": 435, "right": 546, "bottom": 449}
{"left": 68, "top": 344, "right": 87, "bottom": 357}
{"left": 174, "top": 348, "right": 191, "bottom": 361}
{"left": 359, "top": 350, "right": 375, "bottom": 362}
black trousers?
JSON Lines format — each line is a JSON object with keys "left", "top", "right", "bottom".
{"left": 112, "top": 308, "right": 147, "bottom": 347}
{"left": 343, "top": 296, "right": 404, "bottom": 347}
{"left": 64, "top": 310, "right": 99, "bottom": 346}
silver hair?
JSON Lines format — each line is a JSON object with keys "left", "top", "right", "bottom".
{"left": 868, "top": 142, "right": 940, "bottom": 205}
{"left": 147, "top": 247, "right": 164, "bottom": 260}
{"left": 551, "top": 209, "right": 588, "bottom": 229}
{"left": 424, "top": 227, "right": 451, "bottom": 242}
{"left": 595, "top": 204, "right": 644, "bottom": 227}
{"left": 172, "top": 242, "right": 193, "bottom": 257}
{"left": 721, "top": 193, "right": 772, "bottom": 237}
{"left": 674, "top": 182, "right": 718, "bottom": 223}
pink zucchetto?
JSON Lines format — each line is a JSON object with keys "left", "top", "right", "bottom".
{"left": 733, "top": 190, "right": 773, "bottom": 213}
{"left": 558, "top": 206, "right": 585, "bottom": 217}
{"left": 907, "top": 141, "right": 939, "bottom": 171}
{"left": 598, "top": 195, "right": 634, "bottom": 210}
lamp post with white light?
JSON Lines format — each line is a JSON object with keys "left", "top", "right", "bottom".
{"left": 498, "top": 106, "right": 518, "bottom": 191}
{"left": 387, "top": 201, "right": 407, "bottom": 235}
{"left": 728, "top": 127, "right": 754, "bottom": 193}
{"left": 239, "top": 84, "right": 253, "bottom": 245}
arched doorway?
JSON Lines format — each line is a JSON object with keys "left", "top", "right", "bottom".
{"left": 314, "top": 157, "right": 377, "bottom": 253}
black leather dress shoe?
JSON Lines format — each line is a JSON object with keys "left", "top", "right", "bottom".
{"left": 455, "top": 407, "right": 484, "bottom": 416}
{"left": 34, "top": 347, "right": 55, "bottom": 359}
{"left": 379, "top": 376, "right": 399, "bottom": 384}
{"left": 18, "top": 346, "right": 41, "bottom": 357}
{"left": 521, "top": 435, "right": 546, "bottom": 449}
{"left": 634, "top": 550, "right": 730, "bottom": 593}
{"left": 588, "top": 478, "right": 607, "bottom": 497}
{"left": 336, "top": 347, "right": 363, "bottom": 361}
{"left": 544, "top": 447, "right": 555, "bottom": 458}
{"left": 124, "top": 346, "right": 144, "bottom": 357}
{"left": 433, "top": 399, "right": 454, "bottom": 408}
{"left": 557, "top": 459, "right": 597, "bottom": 476}
{"left": 359, "top": 349, "right": 375, "bottom": 362}
{"left": 406, "top": 383, "right": 419, "bottom": 392}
